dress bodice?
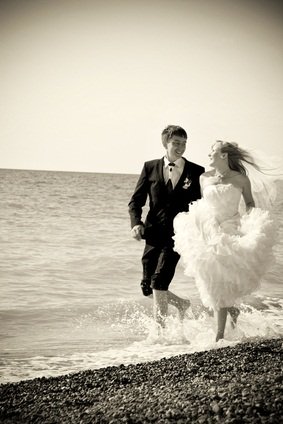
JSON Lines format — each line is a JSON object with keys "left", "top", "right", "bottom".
{"left": 202, "top": 184, "right": 242, "bottom": 221}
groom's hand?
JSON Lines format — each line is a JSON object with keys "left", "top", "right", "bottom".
{"left": 131, "top": 224, "right": 144, "bottom": 241}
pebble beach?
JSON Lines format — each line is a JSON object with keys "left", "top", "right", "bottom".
{"left": 0, "top": 338, "right": 282, "bottom": 423}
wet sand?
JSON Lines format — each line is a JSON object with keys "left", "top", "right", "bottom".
{"left": 0, "top": 338, "right": 282, "bottom": 423}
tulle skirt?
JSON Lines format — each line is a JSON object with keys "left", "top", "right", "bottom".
{"left": 173, "top": 201, "right": 276, "bottom": 310}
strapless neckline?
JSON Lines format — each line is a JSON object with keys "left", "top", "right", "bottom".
{"left": 203, "top": 183, "right": 242, "bottom": 194}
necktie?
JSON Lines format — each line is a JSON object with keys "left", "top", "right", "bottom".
{"left": 166, "top": 162, "right": 175, "bottom": 193}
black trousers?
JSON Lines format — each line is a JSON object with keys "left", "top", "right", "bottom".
{"left": 140, "top": 243, "right": 180, "bottom": 296}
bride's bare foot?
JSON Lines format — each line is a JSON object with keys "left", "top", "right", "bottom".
{"left": 216, "top": 331, "right": 224, "bottom": 342}
{"left": 178, "top": 298, "right": 191, "bottom": 321}
{"left": 228, "top": 307, "right": 240, "bottom": 329}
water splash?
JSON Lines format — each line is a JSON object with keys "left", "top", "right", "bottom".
{"left": 1, "top": 296, "right": 282, "bottom": 384}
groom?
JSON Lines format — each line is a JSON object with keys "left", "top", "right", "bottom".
{"left": 128, "top": 125, "right": 204, "bottom": 326}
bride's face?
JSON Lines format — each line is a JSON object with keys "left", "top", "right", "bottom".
{"left": 208, "top": 142, "right": 222, "bottom": 167}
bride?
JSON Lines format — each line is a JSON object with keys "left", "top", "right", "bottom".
{"left": 173, "top": 140, "right": 277, "bottom": 341}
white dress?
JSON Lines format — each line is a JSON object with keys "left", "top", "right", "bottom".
{"left": 173, "top": 183, "right": 276, "bottom": 310}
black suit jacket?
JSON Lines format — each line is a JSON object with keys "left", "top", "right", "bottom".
{"left": 128, "top": 158, "right": 205, "bottom": 246}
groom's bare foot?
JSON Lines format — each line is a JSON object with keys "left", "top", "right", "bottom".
{"left": 178, "top": 299, "right": 191, "bottom": 321}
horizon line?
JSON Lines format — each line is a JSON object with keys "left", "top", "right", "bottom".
{"left": 0, "top": 167, "right": 139, "bottom": 176}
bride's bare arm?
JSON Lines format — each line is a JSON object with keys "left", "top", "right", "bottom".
{"left": 200, "top": 174, "right": 205, "bottom": 196}
{"left": 241, "top": 175, "right": 255, "bottom": 210}
{"left": 199, "top": 171, "right": 213, "bottom": 196}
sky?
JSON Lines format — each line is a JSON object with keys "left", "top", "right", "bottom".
{"left": 1, "top": 0, "right": 283, "bottom": 174}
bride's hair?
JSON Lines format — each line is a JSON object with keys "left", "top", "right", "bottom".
{"left": 216, "top": 140, "right": 281, "bottom": 209}
{"left": 216, "top": 140, "right": 262, "bottom": 175}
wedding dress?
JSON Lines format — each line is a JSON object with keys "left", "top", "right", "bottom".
{"left": 173, "top": 183, "right": 276, "bottom": 310}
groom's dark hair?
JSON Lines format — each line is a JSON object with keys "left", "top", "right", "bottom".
{"left": 161, "top": 125, "right": 187, "bottom": 145}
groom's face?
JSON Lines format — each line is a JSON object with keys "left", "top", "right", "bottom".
{"left": 166, "top": 136, "right": 187, "bottom": 162}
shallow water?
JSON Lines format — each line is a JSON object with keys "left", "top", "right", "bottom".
{"left": 0, "top": 169, "right": 282, "bottom": 383}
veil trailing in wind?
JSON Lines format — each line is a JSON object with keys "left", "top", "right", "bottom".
{"left": 244, "top": 149, "right": 283, "bottom": 210}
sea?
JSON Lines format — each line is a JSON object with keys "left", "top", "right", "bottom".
{"left": 1, "top": 169, "right": 282, "bottom": 384}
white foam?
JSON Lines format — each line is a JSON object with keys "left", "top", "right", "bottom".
{"left": 1, "top": 299, "right": 282, "bottom": 384}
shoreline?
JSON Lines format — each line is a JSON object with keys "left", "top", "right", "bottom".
{"left": 1, "top": 338, "right": 282, "bottom": 423}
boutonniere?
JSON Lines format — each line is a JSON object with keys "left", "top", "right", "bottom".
{"left": 182, "top": 177, "right": 192, "bottom": 189}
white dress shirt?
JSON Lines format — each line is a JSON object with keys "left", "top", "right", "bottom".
{"left": 163, "top": 157, "right": 185, "bottom": 189}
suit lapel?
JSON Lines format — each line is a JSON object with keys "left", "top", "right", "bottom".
{"left": 175, "top": 159, "right": 190, "bottom": 191}
{"left": 157, "top": 158, "right": 165, "bottom": 184}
